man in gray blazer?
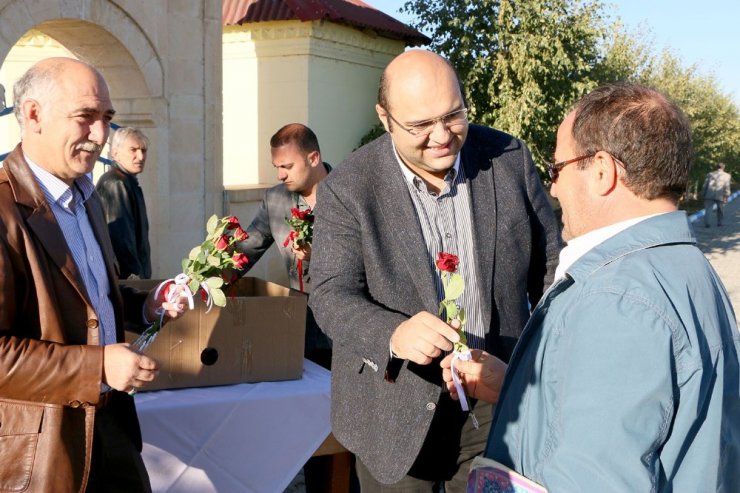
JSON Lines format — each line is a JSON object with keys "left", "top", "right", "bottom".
{"left": 309, "top": 50, "right": 562, "bottom": 489}
{"left": 237, "top": 123, "right": 332, "bottom": 368}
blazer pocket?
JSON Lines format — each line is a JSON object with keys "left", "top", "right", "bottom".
{"left": 0, "top": 400, "right": 44, "bottom": 492}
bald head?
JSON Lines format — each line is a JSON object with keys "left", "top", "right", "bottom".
{"left": 378, "top": 50, "right": 463, "bottom": 113}
{"left": 14, "top": 57, "right": 108, "bottom": 128}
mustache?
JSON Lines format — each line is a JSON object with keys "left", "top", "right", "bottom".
{"left": 75, "top": 142, "right": 103, "bottom": 153}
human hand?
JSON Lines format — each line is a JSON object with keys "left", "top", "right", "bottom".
{"left": 440, "top": 349, "right": 507, "bottom": 404}
{"left": 103, "top": 343, "right": 159, "bottom": 393}
{"left": 144, "top": 284, "right": 189, "bottom": 322}
{"left": 390, "top": 311, "right": 460, "bottom": 365}
{"left": 292, "top": 243, "right": 312, "bottom": 261}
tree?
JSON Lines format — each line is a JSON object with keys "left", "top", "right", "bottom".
{"left": 596, "top": 26, "right": 740, "bottom": 187}
{"left": 402, "top": 0, "right": 607, "bottom": 171}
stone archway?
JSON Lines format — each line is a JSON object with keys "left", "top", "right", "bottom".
{"left": 0, "top": 0, "right": 169, "bottom": 274}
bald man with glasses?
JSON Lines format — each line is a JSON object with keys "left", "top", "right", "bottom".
{"left": 309, "top": 49, "right": 562, "bottom": 490}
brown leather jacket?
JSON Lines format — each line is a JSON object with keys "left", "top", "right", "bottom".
{"left": 0, "top": 145, "right": 148, "bottom": 492}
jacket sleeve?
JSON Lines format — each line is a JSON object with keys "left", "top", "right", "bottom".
{"left": 308, "top": 178, "right": 409, "bottom": 371}
{"left": 0, "top": 241, "right": 103, "bottom": 406}
{"left": 96, "top": 177, "right": 142, "bottom": 279}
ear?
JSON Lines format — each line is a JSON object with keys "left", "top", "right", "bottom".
{"left": 306, "top": 150, "right": 321, "bottom": 168}
{"left": 22, "top": 99, "right": 43, "bottom": 133}
{"left": 375, "top": 104, "right": 391, "bottom": 132}
{"left": 590, "top": 150, "right": 619, "bottom": 196}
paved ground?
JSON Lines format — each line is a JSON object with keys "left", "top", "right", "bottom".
{"left": 689, "top": 195, "right": 740, "bottom": 320}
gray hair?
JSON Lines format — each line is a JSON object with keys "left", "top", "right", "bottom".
{"left": 12, "top": 63, "right": 62, "bottom": 127}
{"left": 109, "top": 127, "right": 150, "bottom": 158}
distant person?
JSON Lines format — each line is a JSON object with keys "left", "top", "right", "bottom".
{"left": 447, "top": 83, "right": 740, "bottom": 492}
{"left": 96, "top": 127, "right": 152, "bottom": 279}
{"left": 702, "top": 162, "right": 732, "bottom": 227}
{"left": 1, "top": 57, "right": 187, "bottom": 493}
{"left": 236, "top": 123, "right": 332, "bottom": 369}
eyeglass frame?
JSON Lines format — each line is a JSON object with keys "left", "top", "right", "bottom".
{"left": 383, "top": 107, "right": 469, "bottom": 137}
{"left": 545, "top": 154, "right": 595, "bottom": 182}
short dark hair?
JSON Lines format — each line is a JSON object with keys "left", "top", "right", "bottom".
{"left": 571, "top": 83, "right": 693, "bottom": 202}
{"left": 270, "top": 123, "right": 320, "bottom": 154}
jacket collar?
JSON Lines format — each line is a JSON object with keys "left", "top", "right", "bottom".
{"left": 566, "top": 211, "right": 695, "bottom": 282}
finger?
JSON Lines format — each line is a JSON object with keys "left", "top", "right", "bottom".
{"left": 421, "top": 315, "right": 460, "bottom": 344}
{"left": 439, "top": 353, "right": 455, "bottom": 369}
{"left": 138, "top": 355, "right": 159, "bottom": 371}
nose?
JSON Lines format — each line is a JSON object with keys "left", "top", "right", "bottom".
{"left": 278, "top": 169, "right": 287, "bottom": 181}
{"left": 89, "top": 119, "right": 109, "bottom": 145}
{"left": 427, "top": 119, "right": 451, "bottom": 143}
{"left": 136, "top": 149, "right": 146, "bottom": 161}
{"left": 550, "top": 180, "right": 559, "bottom": 199}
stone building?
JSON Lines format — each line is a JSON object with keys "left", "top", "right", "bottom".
{"left": 0, "top": 0, "right": 426, "bottom": 283}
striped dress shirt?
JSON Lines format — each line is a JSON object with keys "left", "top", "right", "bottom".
{"left": 395, "top": 150, "right": 486, "bottom": 349}
{"left": 26, "top": 158, "right": 117, "bottom": 347}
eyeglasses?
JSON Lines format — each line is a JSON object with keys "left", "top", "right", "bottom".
{"left": 384, "top": 107, "right": 468, "bottom": 137}
{"left": 545, "top": 154, "right": 595, "bottom": 182}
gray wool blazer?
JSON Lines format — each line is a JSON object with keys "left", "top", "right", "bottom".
{"left": 309, "top": 125, "right": 562, "bottom": 483}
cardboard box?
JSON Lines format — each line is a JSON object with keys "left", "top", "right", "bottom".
{"left": 122, "top": 277, "right": 306, "bottom": 391}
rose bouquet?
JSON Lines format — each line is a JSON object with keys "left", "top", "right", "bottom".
{"left": 132, "top": 214, "right": 249, "bottom": 352}
{"left": 436, "top": 252, "right": 474, "bottom": 414}
{"left": 283, "top": 207, "right": 314, "bottom": 292}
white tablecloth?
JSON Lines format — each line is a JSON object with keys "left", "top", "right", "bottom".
{"left": 135, "top": 359, "right": 331, "bottom": 493}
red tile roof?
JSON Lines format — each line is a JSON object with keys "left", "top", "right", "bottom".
{"left": 222, "top": 0, "right": 430, "bottom": 46}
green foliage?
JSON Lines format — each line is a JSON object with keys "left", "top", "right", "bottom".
{"left": 356, "top": 123, "right": 387, "bottom": 150}
{"left": 596, "top": 25, "right": 740, "bottom": 186}
{"left": 402, "top": 0, "right": 607, "bottom": 174}
{"left": 401, "top": 1, "right": 740, "bottom": 184}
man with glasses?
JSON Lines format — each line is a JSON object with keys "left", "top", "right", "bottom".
{"left": 309, "top": 49, "right": 561, "bottom": 489}
{"left": 446, "top": 83, "right": 739, "bottom": 491}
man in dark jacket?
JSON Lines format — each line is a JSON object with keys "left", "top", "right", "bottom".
{"left": 96, "top": 127, "right": 151, "bottom": 279}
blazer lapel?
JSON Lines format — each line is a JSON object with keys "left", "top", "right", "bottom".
{"left": 372, "top": 138, "right": 438, "bottom": 313}
{"left": 4, "top": 146, "right": 92, "bottom": 306}
{"left": 462, "top": 143, "right": 496, "bottom": 331}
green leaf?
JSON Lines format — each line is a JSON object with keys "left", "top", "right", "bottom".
{"left": 207, "top": 255, "right": 220, "bottom": 267}
{"left": 443, "top": 273, "right": 465, "bottom": 301}
{"left": 188, "top": 246, "right": 201, "bottom": 260}
{"left": 206, "top": 215, "right": 218, "bottom": 235}
{"left": 210, "top": 288, "right": 227, "bottom": 307}
{"left": 205, "top": 276, "right": 224, "bottom": 289}
{"left": 445, "top": 302, "right": 458, "bottom": 321}
{"left": 188, "top": 279, "right": 200, "bottom": 294}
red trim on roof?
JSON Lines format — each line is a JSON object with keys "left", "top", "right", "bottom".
{"left": 222, "top": 0, "right": 429, "bottom": 46}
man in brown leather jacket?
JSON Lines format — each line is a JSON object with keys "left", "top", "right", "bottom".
{"left": 0, "top": 58, "right": 185, "bottom": 492}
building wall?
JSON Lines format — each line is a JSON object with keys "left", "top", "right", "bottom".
{"left": 222, "top": 20, "right": 403, "bottom": 187}
{"left": 0, "top": 0, "right": 223, "bottom": 277}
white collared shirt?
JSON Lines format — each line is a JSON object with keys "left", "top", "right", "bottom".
{"left": 554, "top": 213, "right": 668, "bottom": 282}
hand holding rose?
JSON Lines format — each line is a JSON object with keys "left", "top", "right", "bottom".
{"left": 440, "top": 349, "right": 507, "bottom": 404}
{"left": 390, "top": 311, "right": 460, "bottom": 365}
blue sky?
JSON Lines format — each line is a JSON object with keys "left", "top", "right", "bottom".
{"left": 369, "top": 0, "right": 740, "bottom": 105}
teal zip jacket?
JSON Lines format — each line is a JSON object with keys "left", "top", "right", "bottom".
{"left": 486, "top": 211, "right": 739, "bottom": 492}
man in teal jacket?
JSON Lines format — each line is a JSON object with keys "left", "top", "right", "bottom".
{"left": 445, "top": 83, "right": 739, "bottom": 491}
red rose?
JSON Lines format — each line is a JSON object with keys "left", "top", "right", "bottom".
{"left": 283, "top": 230, "right": 297, "bottom": 247}
{"left": 225, "top": 216, "right": 240, "bottom": 230}
{"left": 233, "top": 226, "right": 248, "bottom": 242}
{"left": 215, "top": 235, "right": 229, "bottom": 250}
{"left": 201, "top": 289, "right": 208, "bottom": 302}
{"left": 436, "top": 252, "right": 459, "bottom": 273}
{"left": 291, "top": 208, "right": 312, "bottom": 221}
{"left": 232, "top": 252, "right": 249, "bottom": 269}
